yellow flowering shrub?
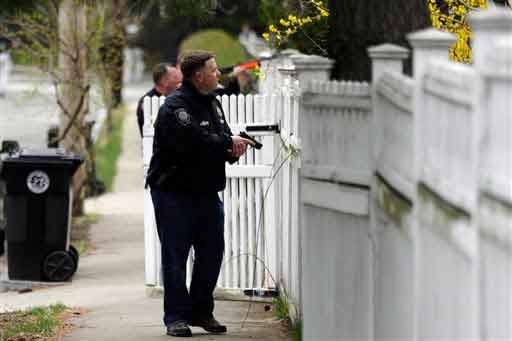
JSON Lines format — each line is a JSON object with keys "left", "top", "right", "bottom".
{"left": 262, "top": 0, "right": 329, "bottom": 50}
{"left": 426, "top": 0, "right": 488, "bottom": 63}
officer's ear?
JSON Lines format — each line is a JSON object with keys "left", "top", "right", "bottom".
{"left": 196, "top": 69, "right": 205, "bottom": 82}
{"left": 191, "top": 69, "right": 202, "bottom": 85}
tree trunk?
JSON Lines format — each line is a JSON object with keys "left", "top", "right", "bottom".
{"left": 59, "top": 0, "right": 89, "bottom": 216}
{"left": 109, "top": 0, "right": 126, "bottom": 109}
{"left": 328, "top": 0, "right": 431, "bottom": 80}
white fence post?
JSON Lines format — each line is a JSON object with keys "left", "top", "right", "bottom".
{"left": 469, "top": 6, "right": 512, "bottom": 69}
{"left": 277, "top": 65, "right": 303, "bottom": 318}
{"left": 477, "top": 38, "right": 512, "bottom": 341}
{"left": 287, "top": 53, "right": 333, "bottom": 87}
{"left": 368, "top": 43, "right": 416, "bottom": 341}
{"left": 368, "top": 43, "right": 410, "bottom": 83}
{"left": 470, "top": 7, "right": 512, "bottom": 340}
{"left": 410, "top": 23, "right": 482, "bottom": 338}
{"left": 408, "top": 28, "right": 457, "bottom": 340}
{"left": 368, "top": 44, "right": 410, "bottom": 165}
{"left": 259, "top": 50, "right": 334, "bottom": 95}
{"left": 258, "top": 49, "right": 299, "bottom": 95}
{"left": 143, "top": 95, "right": 165, "bottom": 291}
{"left": 407, "top": 28, "right": 456, "bottom": 78}
{"left": 275, "top": 53, "right": 333, "bottom": 320}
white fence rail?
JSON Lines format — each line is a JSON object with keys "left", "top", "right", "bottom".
{"left": 374, "top": 71, "right": 415, "bottom": 199}
{"left": 418, "top": 61, "right": 480, "bottom": 213}
{"left": 301, "top": 80, "right": 372, "bottom": 187}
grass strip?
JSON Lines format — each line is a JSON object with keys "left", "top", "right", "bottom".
{"left": 94, "top": 105, "right": 125, "bottom": 192}
{"left": 273, "top": 294, "right": 302, "bottom": 341}
{"left": 71, "top": 213, "right": 99, "bottom": 256}
{"left": 0, "top": 303, "right": 67, "bottom": 340}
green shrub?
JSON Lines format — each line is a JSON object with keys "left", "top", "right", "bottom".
{"left": 10, "top": 49, "right": 34, "bottom": 65}
{"left": 179, "top": 29, "right": 251, "bottom": 69}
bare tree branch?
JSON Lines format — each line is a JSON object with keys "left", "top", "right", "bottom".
{"left": 52, "top": 82, "right": 91, "bottom": 144}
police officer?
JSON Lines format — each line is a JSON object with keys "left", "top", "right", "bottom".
{"left": 136, "top": 63, "right": 182, "bottom": 136}
{"left": 147, "top": 50, "right": 253, "bottom": 337}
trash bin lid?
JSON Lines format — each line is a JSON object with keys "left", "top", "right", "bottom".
{"left": 19, "top": 148, "right": 67, "bottom": 158}
{"left": 0, "top": 148, "right": 85, "bottom": 192}
{"left": 1, "top": 148, "right": 84, "bottom": 171}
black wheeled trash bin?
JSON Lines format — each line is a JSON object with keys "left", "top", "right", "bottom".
{"left": 0, "top": 148, "right": 83, "bottom": 282}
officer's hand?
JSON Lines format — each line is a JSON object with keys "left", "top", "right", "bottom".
{"left": 229, "top": 136, "right": 254, "bottom": 157}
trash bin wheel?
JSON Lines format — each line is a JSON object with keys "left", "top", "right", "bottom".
{"left": 68, "top": 244, "right": 79, "bottom": 266}
{"left": 43, "top": 250, "right": 77, "bottom": 282}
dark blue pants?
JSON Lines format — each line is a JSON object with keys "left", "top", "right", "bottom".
{"left": 150, "top": 189, "right": 225, "bottom": 326}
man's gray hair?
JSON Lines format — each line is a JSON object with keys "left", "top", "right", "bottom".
{"left": 152, "top": 63, "right": 173, "bottom": 85}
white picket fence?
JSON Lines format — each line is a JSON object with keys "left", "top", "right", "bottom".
{"left": 142, "top": 92, "right": 301, "bottom": 299}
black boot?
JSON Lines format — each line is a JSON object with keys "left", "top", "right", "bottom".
{"left": 188, "top": 317, "right": 227, "bottom": 334}
{"left": 166, "top": 320, "right": 192, "bottom": 337}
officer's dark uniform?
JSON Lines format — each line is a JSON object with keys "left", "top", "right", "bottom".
{"left": 136, "top": 88, "right": 164, "bottom": 137}
{"left": 147, "top": 80, "right": 238, "bottom": 326}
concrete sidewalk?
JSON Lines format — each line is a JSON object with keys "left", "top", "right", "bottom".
{"left": 0, "top": 85, "right": 288, "bottom": 340}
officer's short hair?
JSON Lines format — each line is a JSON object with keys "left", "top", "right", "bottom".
{"left": 152, "top": 63, "right": 173, "bottom": 85}
{"left": 179, "top": 50, "right": 215, "bottom": 80}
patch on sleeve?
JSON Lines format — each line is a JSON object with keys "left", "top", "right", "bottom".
{"left": 174, "top": 109, "right": 191, "bottom": 126}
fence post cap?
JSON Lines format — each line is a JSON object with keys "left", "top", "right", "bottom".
{"left": 406, "top": 27, "right": 456, "bottom": 48}
{"left": 279, "top": 48, "right": 301, "bottom": 56}
{"left": 288, "top": 53, "right": 334, "bottom": 70}
{"left": 367, "top": 43, "right": 410, "bottom": 60}
{"left": 469, "top": 6, "right": 512, "bottom": 31}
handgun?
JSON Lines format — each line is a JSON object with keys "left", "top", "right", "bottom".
{"left": 239, "top": 131, "right": 263, "bottom": 150}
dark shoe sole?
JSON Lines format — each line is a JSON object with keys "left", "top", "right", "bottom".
{"left": 166, "top": 330, "right": 192, "bottom": 337}
{"left": 189, "top": 323, "right": 227, "bottom": 334}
